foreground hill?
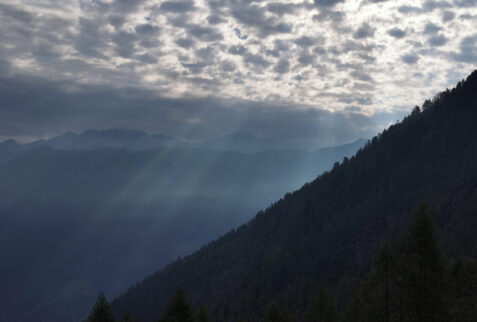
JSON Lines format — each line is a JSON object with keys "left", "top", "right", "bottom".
{"left": 0, "top": 140, "right": 363, "bottom": 322}
{"left": 111, "top": 71, "right": 477, "bottom": 321}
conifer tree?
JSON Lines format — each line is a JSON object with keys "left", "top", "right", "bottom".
{"left": 87, "top": 293, "right": 115, "bottom": 322}
{"left": 194, "top": 304, "right": 210, "bottom": 322}
{"left": 372, "top": 242, "right": 395, "bottom": 322}
{"left": 399, "top": 203, "right": 448, "bottom": 322}
{"left": 342, "top": 281, "right": 374, "bottom": 322}
{"left": 305, "top": 287, "right": 338, "bottom": 322}
{"left": 265, "top": 303, "right": 295, "bottom": 322}
{"left": 158, "top": 288, "right": 194, "bottom": 322}
{"left": 448, "top": 257, "right": 477, "bottom": 321}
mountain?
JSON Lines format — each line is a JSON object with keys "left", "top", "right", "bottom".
{"left": 199, "top": 132, "right": 338, "bottom": 153}
{"left": 200, "top": 132, "right": 284, "bottom": 153}
{"left": 110, "top": 71, "right": 477, "bottom": 321}
{"left": 0, "top": 139, "right": 28, "bottom": 164}
{"left": 0, "top": 130, "right": 332, "bottom": 165}
{"left": 0, "top": 140, "right": 364, "bottom": 322}
{"left": 26, "top": 129, "right": 183, "bottom": 151}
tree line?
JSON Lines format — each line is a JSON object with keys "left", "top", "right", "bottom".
{"left": 87, "top": 202, "right": 477, "bottom": 322}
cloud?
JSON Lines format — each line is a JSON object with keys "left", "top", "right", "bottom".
{"left": 0, "top": 0, "right": 475, "bottom": 144}
{"left": 454, "top": 0, "right": 477, "bottom": 7}
{"left": 188, "top": 25, "right": 223, "bottom": 42}
{"left": 428, "top": 34, "right": 448, "bottom": 46}
{"left": 176, "top": 38, "right": 195, "bottom": 49}
{"left": 423, "top": 22, "right": 442, "bottom": 34}
{"left": 230, "top": 4, "right": 293, "bottom": 37}
{"left": 159, "top": 1, "right": 195, "bottom": 13}
{"left": 0, "top": 73, "right": 403, "bottom": 147}
{"left": 452, "top": 35, "right": 477, "bottom": 62}
{"left": 244, "top": 53, "right": 271, "bottom": 68}
{"left": 353, "top": 23, "right": 376, "bottom": 39}
{"left": 388, "top": 27, "right": 407, "bottom": 39}
{"left": 402, "top": 53, "right": 420, "bottom": 64}
{"left": 273, "top": 59, "right": 290, "bottom": 74}
{"left": 442, "top": 10, "right": 455, "bottom": 22}
{"left": 313, "top": 0, "right": 345, "bottom": 7}
{"left": 136, "top": 53, "right": 157, "bottom": 64}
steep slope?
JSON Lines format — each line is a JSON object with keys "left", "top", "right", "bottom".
{"left": 111, "top": 71, "right": 477, "bottom": 321}
{"left": 0, "top": 141, "right": 363, "bottom": 322}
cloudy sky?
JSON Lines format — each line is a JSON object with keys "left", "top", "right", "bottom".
{"left": 0, "top": 0, "right": 476, "bottom": 146}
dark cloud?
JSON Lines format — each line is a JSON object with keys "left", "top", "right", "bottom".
{"left": 176, "top": 38, "right": 195, "bottom": 49}
{"left": 266, "top": 3, "right": 301, "bottom": 15}
{"left": 188, "top": 25, "right": 223, "bottom": 42}
{"left": 350, "top": 71, "right": 375, "bottom": 83}
{"left": 74, "top": 18, "right": 109, "bottom": 59}
{"left": 108, "top": 15, "right": 125, "bottom": 29}
{"left": 0, "top": 74, "right": 401, "bottom": 146}
{"left": 230, "top": 4, "right": 292, "bottom": 37}
{"left": 265, "top": 39, "right": 289, "bottom": 57}
{"left": 244, "top": 53, "right": 271, "bottom": 68}
{"left": 195, "top": 46, "right": 217, "bottom": 61}
{"left": 402, "top": 53, "right": 420, "bottom": 64}
{"left": 298, "top": 50, "right": 316, "bottom": 66}
{"left": 273, "top": 59, "right": 290, "bottom": 74}
{"left": 423, "top": 22, "right": 442, "bottom": 34}
{"left": 428, "top": 34, "right": 448, "bottom": 46}
{"left": 159, "top": 1, "right": 196, "bottom": 13}
{"left": 454, "top": 0, "right": 477, "bottom": 7}
{"left": 423, "top": 0, "right": 452, "bottom": 11}
{"left": 136, "top": 53, "right": 157, "bottom": 64}
{"left": 452, "top": 35, "right": 477, "bottom": 63}
{"left": 313, "top": 0, "right": 345, "bottom": 7}
{"left": 207, "top": 15, "right": 227, "bottom": 24}
{"left": 221, "top": 60, "right": 237, "bottom": 72}
{"left": 0, "top": 3, "right": 34, "bottom": 22}
{"left": 135, "top": 24, "right": 160, "bottom": 36}
{"left": 294, "top": 36, "right": 319, "bottom": 48}
{"left": 111, "top": 31, "right": 137, "bottom": 58}
{"left": 353, "top": 23, "right": 376, "bottom": 39}
{"left": 182, "top": 61, "right": 209, "bottom": 74}
{"left": 398, "top": 5, "right": 422, "bottom": 14}
{"left": 442, "top": 10, "right": 455, "bottom": 22}
{"left": 388, "top": 27, "right": 407, "bottom": 39}
{"left": 228, "top": 45, "right": 248, "bottom": 56}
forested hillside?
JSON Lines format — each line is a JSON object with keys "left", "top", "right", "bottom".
{"left": 111, "top": 70, "right": 477, "bottom": 321}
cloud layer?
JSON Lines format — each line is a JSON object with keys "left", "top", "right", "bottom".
{"left": 0, "top": 0, "right": 476, "bottom": 143}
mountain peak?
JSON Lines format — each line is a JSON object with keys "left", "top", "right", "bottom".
{"left": 0, "top": 138, "right": 20, "bottom": 147}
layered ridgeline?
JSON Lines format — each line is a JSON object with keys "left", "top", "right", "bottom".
{"left": 0, "top": 138, "right": 363, "bottom": 322}
{"left": 111, "top": 71, "right": 477, "bottom": 321}
{"left": 0, "top": 129, "right": 331, "bottom": 165}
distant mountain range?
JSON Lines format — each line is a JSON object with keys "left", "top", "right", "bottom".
{"left": 0, "top": 130, "right": 334, "bottom": 165}
{"left": 0, "top": 133, "right": 365, "bottom": 322}
{"left": 109, "top": 71, "right": 477, "bottom": 321}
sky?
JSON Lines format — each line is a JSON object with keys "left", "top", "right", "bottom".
{"left": 0, "top": 0, "right": 476, "bottom": 146}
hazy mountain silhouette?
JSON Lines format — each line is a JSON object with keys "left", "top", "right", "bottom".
{"left": 0, "top": 130, "right": 333, "bottom": 165}
{"left": 26, "top": 129, "right": 184, "bottom": 151}
{"left": 0, "top": 139, "right": 364, "bottom": 322}
{"left": 0, "top": 139, "right": 28, "bottom": 164}
{"left": 110, "top": 71, "right": 477, "bottom": 321}
{"left": 200, "top": 132, "right": 285, "bottom": 153}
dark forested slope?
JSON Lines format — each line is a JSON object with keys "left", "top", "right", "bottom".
{"left": 111, "top": 70, "right": 477, "bottom": 321}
